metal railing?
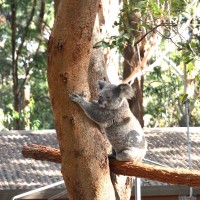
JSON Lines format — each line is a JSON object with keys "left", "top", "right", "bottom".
{"left": 11, "top": 180, "right": 65, "bottom": 200}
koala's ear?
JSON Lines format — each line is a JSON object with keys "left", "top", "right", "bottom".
{"left": 117, "top": 83, "right": 134, "bottom": 99}
{"left": 97, "top": 80, "right": 106, "bottom": 90}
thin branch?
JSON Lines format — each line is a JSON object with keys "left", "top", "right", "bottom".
{"left": 155, "top": 29, "right": 181, "bottom": 49}
{"left": 123, "top": 33, "right": 157, "bottom": 84}
{"left": 18, "top": 39, "right": 42, "bottom": 94}
{"left": 123, "top": 44, "right": 153, "bottom": 84}
{"left": 124, "top": 47, "right": 173, "bottom": 84}
{"left": 162, "top": 56, "right": 184, "bottom": 78}
{"left": 18, "top": 67, "right": 31, "bottom": 94}
{"left": 134, "top": 23, "right": 177, "bottom": 46}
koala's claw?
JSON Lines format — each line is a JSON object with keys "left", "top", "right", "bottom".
{"left": 69, "top": 92, "right": 78, "bottom": 99}
{"left": 69, "top": 92, "right": 78, "bottom": 100}
{"left": 80, "top": 91, "right": 87, "bottom": 98}
{"left": 69, "top": 92, "right": 85, "bottom": 105}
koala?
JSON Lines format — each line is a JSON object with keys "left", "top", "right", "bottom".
{"left": 69, "top": 80, "right": 147, "bottom": 162}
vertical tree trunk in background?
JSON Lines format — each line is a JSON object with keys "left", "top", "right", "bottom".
{"left": 89, "top": 13, "right": 134, "bottom": 200}
{"left": 22, "top": 85, "right": 31, "bottom": 130}
{"left": 10, "top": 0, "right": 37, "bottom": 130}
{"left": 47, "top": 1, "right": 115, "bottom": 199}
{"left": 11, "top": 0, "right": 20, "bottom": 129}
{"left": 123, "top": 45, "right": 144, "bottom": 127}
{"left": 123, "top": 3, "right": 146, "bottom": 127}
{"left": 38, "top": 0, "right": 45, "bottom": 34}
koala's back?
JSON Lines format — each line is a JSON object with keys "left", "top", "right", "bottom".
{"left": 103, "top": 99, "right": 147, "bottom": 161}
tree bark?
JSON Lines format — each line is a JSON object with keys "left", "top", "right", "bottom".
{"left": 22, "top": 144, "right": 200, "bottom": 188}
{"left": 54, "top": 0, "right": 61, "bottom": 17}
{"left": 47, "top": 1, "right": 115, "bottom": 199}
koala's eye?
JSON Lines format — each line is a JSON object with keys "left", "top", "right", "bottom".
{"left": 106, "top": 96, "right": 111, "bottom": 100}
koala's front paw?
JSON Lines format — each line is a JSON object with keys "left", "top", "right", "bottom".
{"left": 69, "top": 92, "right": 86, "bottom": 106}
{"left": 69, "top": 92, "right": 81, "bottom": 103}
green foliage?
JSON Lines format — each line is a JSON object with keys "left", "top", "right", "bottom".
{"left": 179, "top": 19, "right": 200, "bottom": 63}
{"left": 144, "top": 66, "right": 182, "bottom": 126}
{"left": 179, "top": 93, "right": 188, "bottom": 105}
{"left": 1, "top": 104, "right": 19, "bottom": 130}
{"left": 144, "top": 60, "right": 200, "bottom": 127}
{"left": 0, "top": 0, "right": 54, "bottom": 130}
{"left": 95, "top": 0, "right": 185, "bottom": 52}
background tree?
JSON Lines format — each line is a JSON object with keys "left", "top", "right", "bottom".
{"left": 0, "top": 0, "right": 54, "bottom": 130}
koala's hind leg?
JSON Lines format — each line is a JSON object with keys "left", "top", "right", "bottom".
{"left": 116, "top": 148, "right": 146, "bottom": 163}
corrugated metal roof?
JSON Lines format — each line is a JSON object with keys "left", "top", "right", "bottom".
{"left": 143, "top": 127, "right": 200, "bottom": 187}
{"left": 0, "top": 130, "right": 62, "bottom": 190}
{"left": 0, "top": 127, "right": 200, "bottom": 190}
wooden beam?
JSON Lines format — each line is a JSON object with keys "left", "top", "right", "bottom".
{"left": 22, "top": 144, "right": 200, "bottom": 187}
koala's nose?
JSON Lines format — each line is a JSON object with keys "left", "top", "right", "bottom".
{"left": 98, "top": 96, "right": 103, "bottom": 104}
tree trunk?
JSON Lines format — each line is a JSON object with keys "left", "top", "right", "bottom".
{"left": 11, "top": 0, "right": 20, "bottom": 129}
{"left": 122, "top": 1, "right": 146, "bottom": 127}
{"left": 123, "top": 45, "right": 145, "bottom": 128}
{"left": 47, "top": 1, "right": 115, "bottom": 199}
{"left": 54, "top": 0, "right": 60, "bottom": 17}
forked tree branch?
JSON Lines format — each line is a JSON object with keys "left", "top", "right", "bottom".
{"left": 134, "top": 22, "right": 177, "bottom": 46}
{"left": 22, "top": 144, "right": 200, "bottom": 187}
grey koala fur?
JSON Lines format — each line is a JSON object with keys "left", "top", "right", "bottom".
{"left": 69, "top": 80, "right": 147, "bottom": 162}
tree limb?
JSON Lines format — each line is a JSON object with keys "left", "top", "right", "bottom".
{"left": 22, "top": 144, "right": 61, "bottom": 163}
{"left": 22, "top": 144, "right": 200, "bottom": 188}
{"left": 110, "top": 158, "right": 200, "bottom": 187}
